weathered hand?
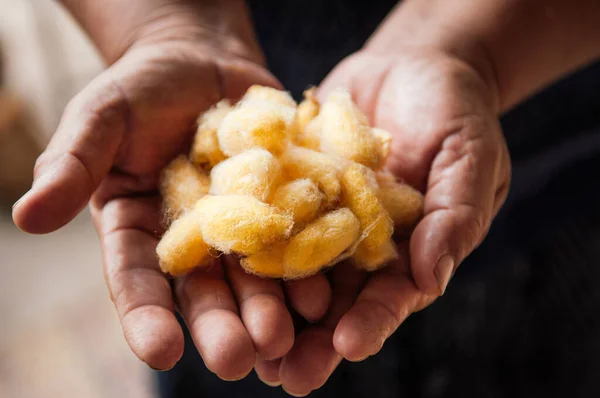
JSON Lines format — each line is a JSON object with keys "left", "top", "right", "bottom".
{"left": 276, "top": 48, "right": 511, "bottom": 396}
{"left": 10, "top": 9, "right": 332, "bottom": 379}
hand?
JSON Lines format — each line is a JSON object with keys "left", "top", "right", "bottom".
{"left": 11, "top": 5, "right": 333, "bottom": 379}
{"left": 273, "top": 48, "right": 511, "bottom": 395}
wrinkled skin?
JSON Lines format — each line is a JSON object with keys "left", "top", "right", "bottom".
{"left": 12, "top": 21, "right": 510, "bottom": 398}
{"left": 272, "top": 48, "right": 511, "bottom": 395}
{"left": 12, "top": 35, "right": 320, "bottom": 380}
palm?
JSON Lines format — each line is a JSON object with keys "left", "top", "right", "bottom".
{"left": 276, "top": 50, "right": 511, "bottom": 396}
{"left": 14, "top": 35, "right": 511, "bottom": 393}
{"left": 91, "top": 42, "right": 336, "bottom": 378}
{"left": 99, "top": 42, "right": 280, "bottom": 182}
{"left": 13, "top": 38, "right": 321, "bottom": 378}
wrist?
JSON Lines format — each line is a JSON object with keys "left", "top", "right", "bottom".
{"left": 60, "top": 0, "right": 263, "bottom": 65}
{"left": 365, "top": 0, "right": 600, "bottom": 113}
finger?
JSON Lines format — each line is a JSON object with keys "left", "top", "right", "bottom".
{"left": 175, "top": 262, "right": 255, "bottom": 381}
{"left": 476, "top": 166, "right": 510, "bottom": 249}
{"left": 473, "top": 143, "right": 511, "bottom": 250}
{"left": 254, "top": 357, "right": 282, "bottom": 387}
{"left": 333, "top": 258, "right": 436, "bottom": 362}
{"left": 13, "top": 70, "right": 129, "bottom": 234}
{"left": 492, "top": 141, "right": 512, "bottom": 219}
{"left": 284, "top": 273, "right": 332, "bottom": 322}
{"left": 96, "top": 196, "right": 184, "bottom": 370}
{"left": 410, "top": 117, "right": 504, "bottom": 296}
{"left": 493, "top": 180, "right": 510, "bottom": 219}
{"left": 280, "top": 263, "right": 365, "bottom": 397}
{"left": 224, "top": 257, "right": 294, "bottom": 361}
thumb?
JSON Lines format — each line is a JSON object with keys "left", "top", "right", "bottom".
{"left": 409, "top": 115, "right": 507, "bottom": 296}
{"left": 12, "top": 70, "right": 128, "bottom": 234}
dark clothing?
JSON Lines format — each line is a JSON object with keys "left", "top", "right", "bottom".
{"left": 248, "top": 0, "right": 400, "bottom": 99}
{"left": 158, "top": 1, "right": 600, "bottom": 396}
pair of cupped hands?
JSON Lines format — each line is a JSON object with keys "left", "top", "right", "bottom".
{"left": 12, "top": 5, "right": 510, "bottom": 396}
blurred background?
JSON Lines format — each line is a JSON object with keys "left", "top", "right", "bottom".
{"left": 2, "top": 1, "right": 600, "bottom": 397}
{"left": 0, "top": 1, "right": 156, "bottom": 397}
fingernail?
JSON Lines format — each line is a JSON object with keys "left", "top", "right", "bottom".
{"left": 261, "top": 379, "right": 282, "bottom": 388}
{"left": 256, "top": 371, "right": 281, "bottom": 387}
{"left": 219, "top": 375, "right": 246, "bottom": 382}
{"left": 434, "top": 255, "right": 455, "bottom": 296}
{"left": 283, "top": 388, "right": 309, "bottom": 397}
{"left": 149, "top": 364, "right": 175, "bottom": 372}
{"left": 12, "top": 190, "right": 29, "bottom": 210}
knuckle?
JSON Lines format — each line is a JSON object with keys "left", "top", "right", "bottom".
{"left": 67, "top": 77, "right": 131, "bottom": 137}
{"left": 83, "top": 82, "right": 131, "bottom": 133}
{"left": 457, "top": 204, "right": 487, "bottom": 257}
{"left": 32, "top": 152, "right": 51, "bottom": 178}
{"left": 109, "top": 266, "right": 171, "bottom": 318}
{"left": 441, "top": 114, "right": 501, "bottom": 163}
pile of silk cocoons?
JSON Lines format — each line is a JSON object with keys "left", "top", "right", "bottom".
{"left": 156, "top": 85, "right": 424, "bottom": 279}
